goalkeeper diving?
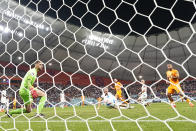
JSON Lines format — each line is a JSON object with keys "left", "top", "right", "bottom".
{"left": 6, "top": 61, "right": 47, "bottom": 117}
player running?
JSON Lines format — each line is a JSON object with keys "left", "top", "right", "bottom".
{"left": 180, "top": 84, "right": 185, "bottom": 102}
{"left": 137, "top": 80, "right": 149, "bottom": 106}
{"left": 166, "top": 64, "right": 194, "bottom": 108}
{"left": 6, "top": 61, "right": 47, "bottom": 117}
{"left": 110, "top": 79, "right": 129, "bottom": 105}
{"left": 97, "top": 88, "right": 128, "bottom": 109}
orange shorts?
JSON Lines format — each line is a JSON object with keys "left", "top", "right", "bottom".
{"left": 116, "top": 90, "right": 122, "bottom": 98}
{"left": 167, "top": 83, "right": 182, "bottom": 94}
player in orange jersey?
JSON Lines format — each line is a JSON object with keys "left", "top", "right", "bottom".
{"left": 166, "top": 64, "right": 194, "bottom": 108}
{"left": 13, "top": 98, "right": 16, "bottom": 109}
{"left": 81, "top": 96, "right": 85, "bottom": 106}
{"left": 110, "top": 79, "right": 129, "bottom": 105}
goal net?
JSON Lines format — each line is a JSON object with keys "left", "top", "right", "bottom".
{"left": 0, "top": 0, "right": 195, "bottom": 130}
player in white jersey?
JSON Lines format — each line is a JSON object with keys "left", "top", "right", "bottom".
{"left": 138, "top": 80, "right": 149, "bottom": 106}
{"left": 97, "top": 88, "right": 128, "bottom": 109}
{"left": 60, "top": 92, "right": 65, "bottom": 108}
{"left": 6, "top": 97, "right": 9, "bottom": 111}
{"left": 1, "top": 90, "right": 7, "bottom": 111}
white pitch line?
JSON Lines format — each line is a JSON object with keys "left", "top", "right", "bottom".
{"left": 0, "top": 120, "right": 195, "bottom": 123}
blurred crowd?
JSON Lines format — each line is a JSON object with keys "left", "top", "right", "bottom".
{"left": 0, "top": 77, "right": 196, "bottom": 107}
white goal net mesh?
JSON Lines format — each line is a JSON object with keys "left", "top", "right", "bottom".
{"left": 0, "top": 0, "right": 195, "bottom": 131}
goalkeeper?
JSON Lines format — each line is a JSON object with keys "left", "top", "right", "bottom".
{"left": 6, "top": 61, "right": 47, "bottom": 117}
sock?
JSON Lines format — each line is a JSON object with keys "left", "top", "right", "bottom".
{"left": 186, "top": 98, "right": 190, "bottom": 103}
{"left": 10, "top": 108, "right": 27, "bottom": 115}
{"left": 121, "top": 99, "right": 128, "bottom": 104}
{"left": 38, "top": 96, "right": 46, "bottom": 114}
{"left": 169, "top": 98, "right": 174, "bottom": 103}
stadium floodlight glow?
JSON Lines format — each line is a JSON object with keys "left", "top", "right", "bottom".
{"left": 139, "top": 75, "right": 143, "bottom": 79}
{"left": 5, "top": 10, "right": 13, "bottom": 17}
{"left": 18, "top": 32, "right": 23, "bottom": 37}
{"left": 0, "top": 25, "right": 4, "bottom": 31}
{"left": 18, "top": 56, "right": 22, "bottom": 60}
{"left": 4, "top": 27, "right": 10, "bottom": 33}
{"left": 24, "top": 20, "right": 30, "bottom": 24}
{"left": 45, "top": 27, "right": 50, "bottom": 31}
{"left": 48, "top": 63, "right": 52, "bottom": 66}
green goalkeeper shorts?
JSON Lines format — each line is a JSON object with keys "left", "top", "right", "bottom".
{"left": 19, "top": 87, "right": 33, "bottom": 105}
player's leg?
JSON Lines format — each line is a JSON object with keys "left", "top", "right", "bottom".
{"left": 167, "top": 92, "right": 174, "bottom": 102}
{"left": 119, "top": 97, "right": 128, "bottom": 104}
{"left": 146, "top": 102, "right": 150, "bottom": 106}
{"left": 141, "top": 94, "right": 149, "bottom": 106}
{"left": 1, "top": 103, "right": 5, "bottom": 112}
{"left": 176, "top": 86, "right": 194, "bottom": 107}
{"left": 179, "top": 93, "right": 192, "bottom": 103}
{"left": 167, "top": 93, "right": 176, "bottom": 107}
{"left": 143, "top": 98, "right": 149, "bottom": 106}
{"left": 137, "top": 96, "right": 141, "bottom": 102}
{"left": 34, "top": 88, "right": 46, "bottom": 115}
{"left": 8, "top": 92, "right": 32, "bottom": 116}
{"left": 166, "top": 86, "right": 176, "bottom": 107}
{"left": 117, "top": 92, "right": 128, "bottom": 104}
{"left": 3, "top": 103, "right": 6, "bottom": 111}
{"left": 0, "top": 102, "right": 2, "bottom": 111}
{"left": 115, "top": 93, "right": 118, "bottom": 99}
{"left": 13, "top": 103, "right": 16, "bottom": 109}
{"left": 178, "top": 88, "right": 184, "bottom": 102}
{"left": 81, "top": 96, "right": 85, "bottom": 106}
{"left": 180, "top": 95, "right": 184, "bottom": 102}
{"left": 120, "top": 103, "right": 127, "bottom": 107}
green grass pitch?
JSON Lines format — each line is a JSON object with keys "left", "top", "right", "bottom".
{"left": 0, "top": 102, "right": 195, "bottom": 131}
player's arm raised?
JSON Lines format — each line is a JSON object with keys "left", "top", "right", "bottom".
{"left": 110, "top": 85, "right": 115, "bottom": 90}
{"left": 118, "top": 82, "right": 123, "bottom": 87}
{"left": 166, "top": 71, "right": 170, "bottom": 84}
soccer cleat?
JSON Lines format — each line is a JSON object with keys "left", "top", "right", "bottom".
{"left": 144, "top": 102, "right": 150, "bottom": 107}
{"left": 35, "top": 113, "right": 45, "bottom": 118}
{"left": 171, "top": 103, "right": 176, "bottom": 108}
{"left": 5, "top": 111, "right": 12, "bottom": 117}
{"left": 189, "top": 102, "right": 194, "bottom": 107}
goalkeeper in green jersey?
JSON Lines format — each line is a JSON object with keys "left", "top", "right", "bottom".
{"left": 6, "top": 61, "right": 47, "bottom": 117}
